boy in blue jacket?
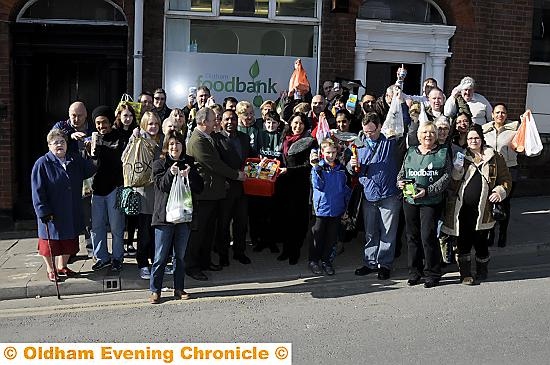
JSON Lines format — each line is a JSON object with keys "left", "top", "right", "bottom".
{"left": 309, "top": 139, "right": 351, "bottom": 275}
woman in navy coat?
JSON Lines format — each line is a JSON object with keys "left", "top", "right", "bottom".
{"left": 31, "top": 129, "right": 96, "bottom": 282}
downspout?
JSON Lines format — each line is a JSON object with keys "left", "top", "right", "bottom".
{"left": 133, "top": 0, "right": 144, "bottom": 100}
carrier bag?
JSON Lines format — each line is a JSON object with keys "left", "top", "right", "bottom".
{"left": 121, "top": 137, "right": 155, "bottom": 187}
{"left": 381, "top": 94, "right": 404, "bottom": 138}
{"left": 523, "top": 110, "right": 543, "bottom": 157}
{"left": 116, "top": 93, "right": 143, "bottom": 123}
{"left": 166, "top": 174, "right": 193, "bottom": 224}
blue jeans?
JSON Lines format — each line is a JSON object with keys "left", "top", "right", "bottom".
{"left": 362, "top": 194, "right": 401, "bottom": 269}
{"left": 150, "top": 223, "right": 190, "bottom": 294}
{"left": 91, "top": 188, "right": 125, "bottom": 263}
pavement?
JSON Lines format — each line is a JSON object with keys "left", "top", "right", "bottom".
{"left": 1, "top": 196, "right": 550, "bottom": 301}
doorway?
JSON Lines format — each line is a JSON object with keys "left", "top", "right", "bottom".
{"left": 12, "top": 23, "right": 128, "bottom": 219}
{"left": 366, "top": 62, "right": 422, "bottom": 97}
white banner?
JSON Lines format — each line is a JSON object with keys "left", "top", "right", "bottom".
{"left": 1, "top": 343, "right": 292, "bottom": 365}
{"left": 165, "top": 51, "right": 317, "bottom": 111}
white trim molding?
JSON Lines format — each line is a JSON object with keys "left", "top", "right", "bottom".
{"left": 354, "top": 20, "right": 455, "bottom": 91}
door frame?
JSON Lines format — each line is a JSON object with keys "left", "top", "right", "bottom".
{"left": 354, "top": 20, "right": 455, "bottom": 94}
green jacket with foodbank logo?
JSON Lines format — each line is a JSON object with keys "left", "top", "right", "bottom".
{"left": 398, "top": 144, "right": 451, "bottom": 206}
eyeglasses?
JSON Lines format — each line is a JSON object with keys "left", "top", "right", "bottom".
{"left": 49, "top": 140, "right": 66, "bottom": 146}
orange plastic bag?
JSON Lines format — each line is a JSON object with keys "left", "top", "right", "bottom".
{"left": 512, "top": 112, "right": 528, "bottom": 153}
{"left": 288, "top": 59, "right": 310, "bottom": 95}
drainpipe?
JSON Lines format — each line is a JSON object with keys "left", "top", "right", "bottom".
{"left": 133, "top": 0, "right": 144, "bottom": 100}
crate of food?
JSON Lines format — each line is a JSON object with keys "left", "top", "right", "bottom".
{"left": 243, "top": 158, "right": 280, "bottom": 197}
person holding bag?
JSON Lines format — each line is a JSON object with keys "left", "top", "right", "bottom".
{"left": 482, "top": 103, "right": 519, "bottom": 247}
{"left": 442, "top": 125, "right": 512, "bottom": 284}
{"left": 149, "top": 131, "right": 203, "bottom": 304}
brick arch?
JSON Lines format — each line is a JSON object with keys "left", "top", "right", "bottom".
{"left": 436, "top": 0, "right": 475, "bottom": 28}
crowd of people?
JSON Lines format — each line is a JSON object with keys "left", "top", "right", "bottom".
{"left": 31, "top": 72, "right": 523, "bottom": 303}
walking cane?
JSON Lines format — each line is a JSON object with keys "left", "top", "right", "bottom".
{"left": 44, "top": 220, "right": 61, "bottom": 300}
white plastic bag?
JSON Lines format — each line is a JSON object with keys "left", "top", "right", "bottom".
{"left": 524, "top": 110, "right": 543, "bottom": 157}
{"left": 166, "top": 174, "right": 193, "bottom": 223}
{"left": 418, "top": 101, "right": 429, "bottom": 125}
{"left": 381, "top": 95, "right": 404, "bottom": 138}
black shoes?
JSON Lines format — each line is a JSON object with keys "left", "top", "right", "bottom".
{"left": 407, "top": 277, "right": 421, "bottom": 286}
{"left": 219, "top": 255, "right": 230, "bottom": 267}
{"left": 91, "top": 260, "right": 111, "bottom": 271}
{"left": 377, "top": 267, "right": 391, "bottom": 280}
{"left": 204, "top": 262, "right": 222, "bottom": 271}
{"left": 187, "top": 270, "right": 208, "bottom": 281}
{"left": 355, "top": 266, "right": 377, "bottom": 276}
{"left": 423, "top": 280, "right": 438, "bottom": 288}
{"left": 233, "top": 254, "right": 251, "bottom": 265}
{"left": 111, "top": 259, "right": 123, "bottom": 272}
{"left": 321, "top": 261, "right": 335, "bottom": 276}
{"left": 308, "top": 261, "right": 323, "bottom": 275}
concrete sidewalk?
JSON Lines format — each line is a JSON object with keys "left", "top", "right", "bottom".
{"left": 1, "top": 196, "right": 550, "bottom": 301}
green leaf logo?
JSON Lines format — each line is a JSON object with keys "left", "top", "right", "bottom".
{"left": 253, "top": 95, "right": 263, "bottom": 107}
{"left": 249, "top": 60, "right": 260, "bottom": 79}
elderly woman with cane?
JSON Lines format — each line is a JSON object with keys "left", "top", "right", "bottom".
{"left": 31, "top": 129, "right": 96, "bottom": 283}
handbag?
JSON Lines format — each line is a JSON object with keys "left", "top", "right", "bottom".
{"left": 491, "top": 202, "right": 506, "bottom": 221}
{"left": 116, "top": 187, "right": 141, "bottom": 216}
{"left": 166, "top": 174, "right": 193, "bottom": 223}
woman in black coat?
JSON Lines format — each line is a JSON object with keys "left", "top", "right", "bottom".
{"left": 149, "top": 131, "right": 203, "bottom": 304}
{"left": 276, "top": 112, "right": 316, "bottom": 265}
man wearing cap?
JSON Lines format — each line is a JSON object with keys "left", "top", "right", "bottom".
{"left": 444, "top": 76, "right": 493, "bottom": 125}
{"left": 89, "top": 105, "right": 126, "bottom": 273}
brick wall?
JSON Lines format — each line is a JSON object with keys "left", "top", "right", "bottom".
{"left": 442, "top": 0, "right": 534, "bottom": 119}
{"left": 318, "top": 0, "right": 359, "bottom": 92}
{"left": 141, "top": 0, "right": 164, "bottom": 93}
{"left": 0, "top": 2, "right": 16, "bottom": 221}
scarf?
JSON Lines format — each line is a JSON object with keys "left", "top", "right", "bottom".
{"left": 282, "top": 133, "right": 304, "bottom": 157}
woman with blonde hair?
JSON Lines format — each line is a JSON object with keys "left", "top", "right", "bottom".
{"left": 128, "top": 110, "right": 162, "bottom": 279}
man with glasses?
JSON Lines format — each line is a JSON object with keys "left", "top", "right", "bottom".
{"left": 153, "top": 88, "right": 172, "bottom": 121}
{"left": 350, "top": 112, "right": 401, "bottom": 281}
{"left": 213, "top": 109, "right": 252, "bottom": 267}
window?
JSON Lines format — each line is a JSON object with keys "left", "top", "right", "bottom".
{"left": 168, "top": 0, "right": 212, "bottom": 12}
{"left": 166, "top": 18, "right": 314, "bottom": 57}
{"left": 531, "top": 0, "right": 550, "bottom": 62}
{"left": 18, "top": 0, "right": 126, "bottom": 23}
{"left": 168, "top": 0, "right": 319, "bottom": 19}
{"left": 358, "top": 0, "right": 445, "bottom": 24}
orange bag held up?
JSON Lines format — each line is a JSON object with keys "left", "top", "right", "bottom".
{"left": 512, "top": 112, "right": 527, "bottom": 153}
{"left": 288, "top": 59, "right": 310, "bottom": 95}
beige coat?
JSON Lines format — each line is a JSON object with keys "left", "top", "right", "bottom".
{"left": 441, "top": 147, "right": 512, "bottom": 236}
{"left": 482, "top": 120, "right": 519, "bottom": 168}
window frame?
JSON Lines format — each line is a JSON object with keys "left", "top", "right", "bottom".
{"left": 16, "top": 0, "right": 127, "bottom": 26}
{"left": 165, "top": 0, "right": 322, "bottom": 23}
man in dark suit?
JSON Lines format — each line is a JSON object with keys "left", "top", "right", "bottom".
{"left": 213, "top": 109, "right": 252, "bottom": 266}
{"left": 185, "top": 108, "right": 246, "bottom": 281}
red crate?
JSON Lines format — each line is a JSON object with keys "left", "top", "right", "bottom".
{"left": 243, "top": 158, "right": 280, "bottom": 197}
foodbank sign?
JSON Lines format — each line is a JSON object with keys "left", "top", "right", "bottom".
{"left": 164, "top": 51, "right": 317, "bottom": 110}
{"left": 196, "top": 60, "right": 277, "bottom": 107}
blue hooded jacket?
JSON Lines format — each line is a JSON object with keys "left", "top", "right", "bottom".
{"left": 311, "top": 159, "right": 351, "bottom": 217}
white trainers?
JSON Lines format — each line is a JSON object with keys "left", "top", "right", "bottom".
{"left": 139, "top": 267, "right": 151, "bottom": 280}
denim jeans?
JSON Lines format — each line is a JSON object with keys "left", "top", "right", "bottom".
{"left": 91, "top": 188, "right": 125, "bottom": 263}
{"left": 362, "top": 194, "right": 401, "bottom": 269}
{"left": 150, "top": 223, "right": 190, "bottom": 294}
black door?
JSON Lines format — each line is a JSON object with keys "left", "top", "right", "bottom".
{"left": 366, "top": 62, "right": 423, "bottom": 98}
{"left": 12, "top": 23, "right": 128, "bottom": 219}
